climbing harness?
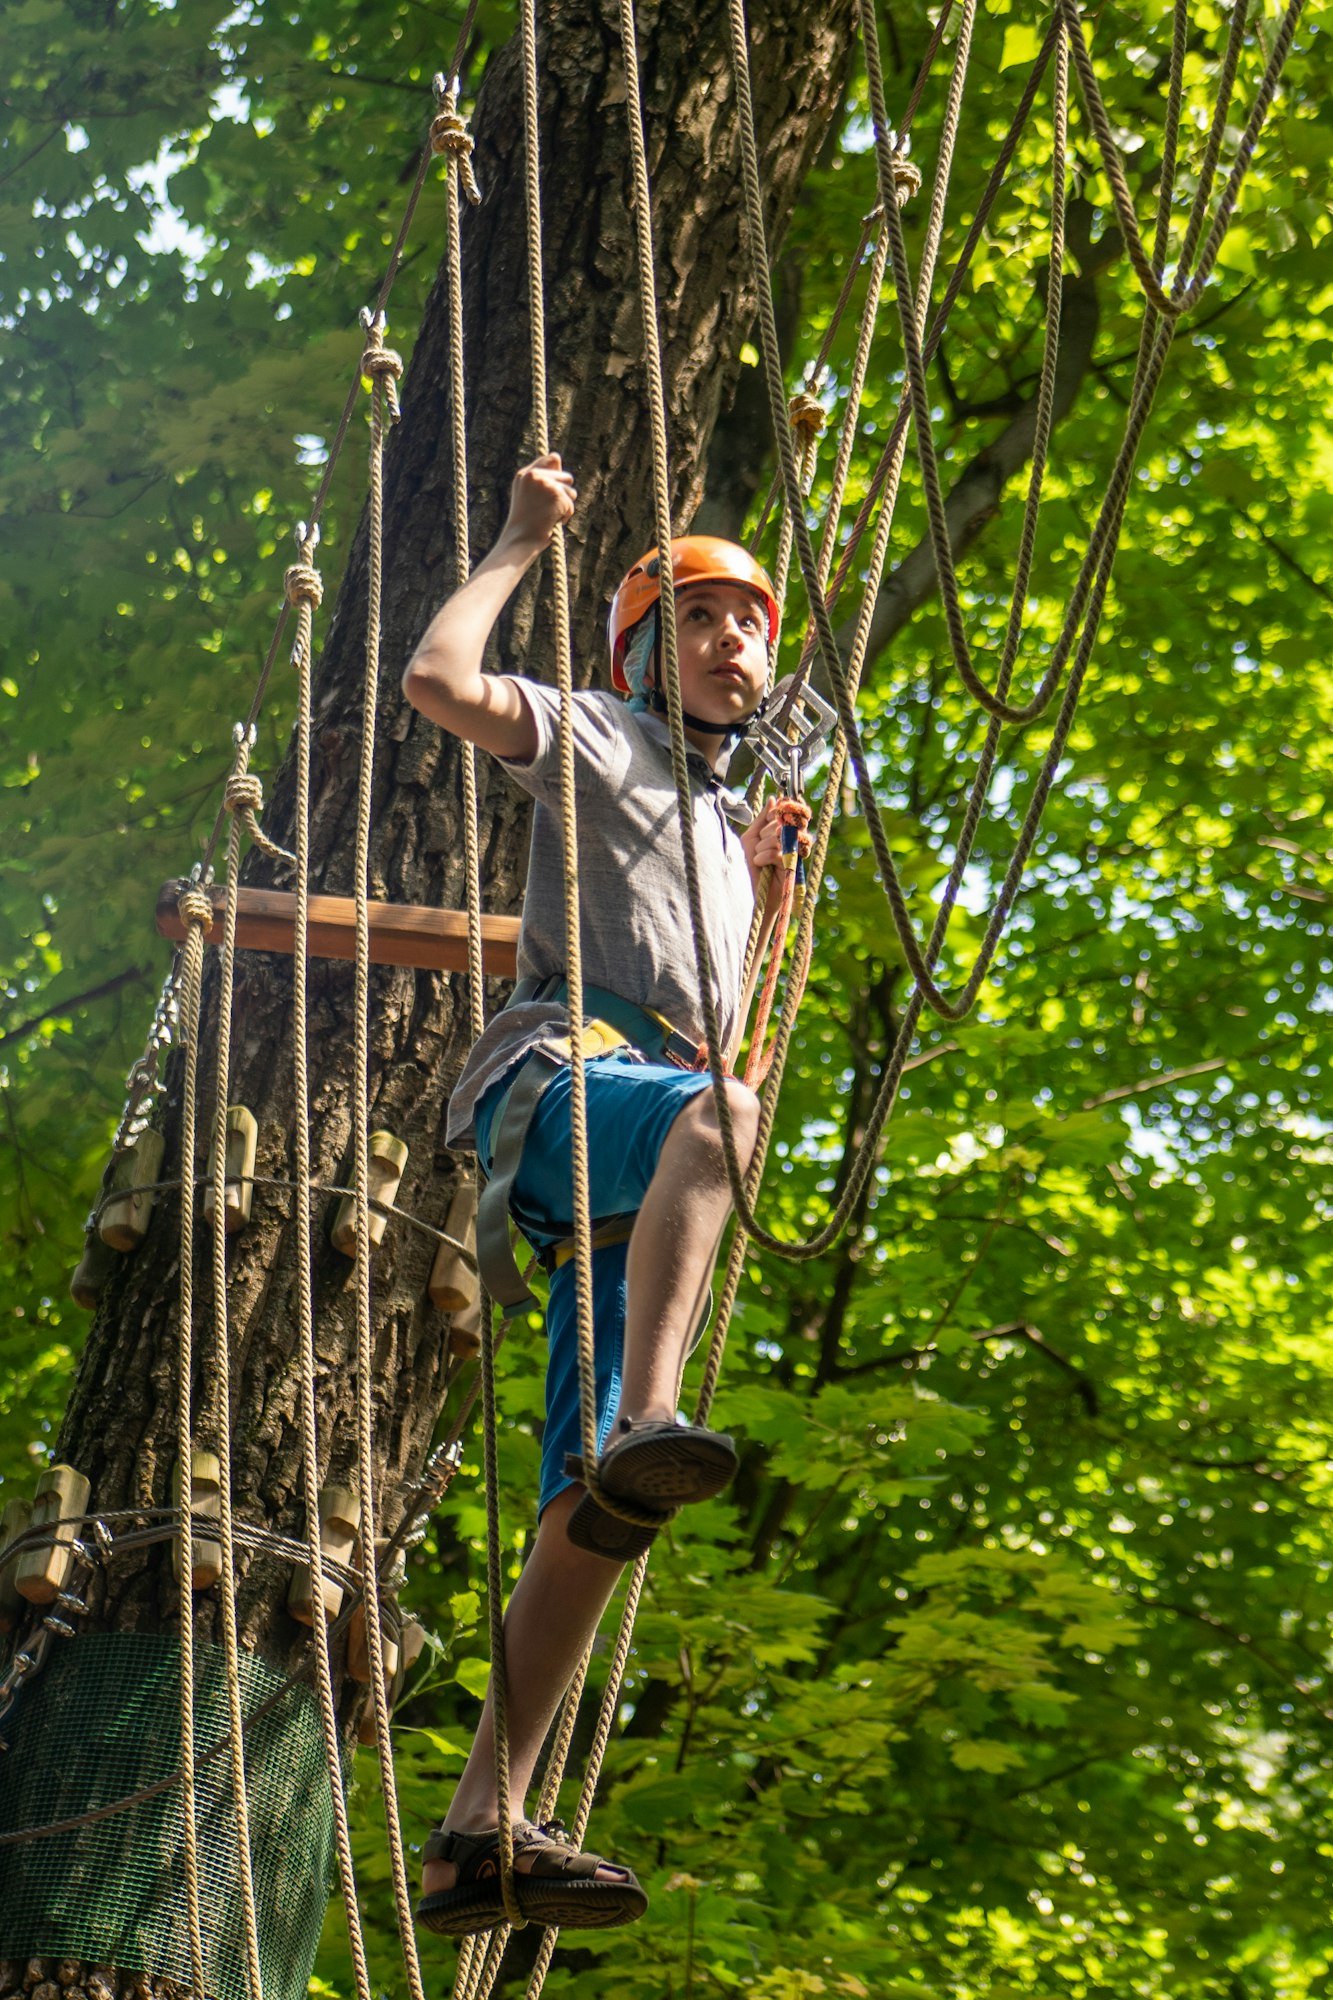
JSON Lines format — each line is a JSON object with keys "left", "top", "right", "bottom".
{"left": 472, "top": 980, "right": 706, "bottom": 1314}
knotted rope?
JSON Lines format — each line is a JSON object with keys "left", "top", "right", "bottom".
{"left": 224, "top": 729, "right": 296, "bottom": 867}
{"left": 431, "top": 88, "right": 483, "bottom": 206}
{"left": 360, "top": 316, "right": 404, "bottom": 423}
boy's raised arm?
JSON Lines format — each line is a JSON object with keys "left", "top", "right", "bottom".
{"left": 401, "top": 452, "right": 577, "bottom": 761}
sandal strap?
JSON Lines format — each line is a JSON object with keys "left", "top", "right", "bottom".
{"left": 421, "top": 1818, "right": 635, "bottom": 1889}
{"left": 421, "top": 1824, "right": 504, "bottom": 1882}
{"left": 515, "top": 1818, "right": 635, "bottom": 1885}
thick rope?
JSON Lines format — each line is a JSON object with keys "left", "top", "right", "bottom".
{"left": 351, "top": 312, "right": 430, "bottom": 2000}
{"left": 692, "top": 4, "right": 968, "bottom": 1410}
{"left": 207, "top": 737, "right": 269, "bottom": 2000}
{"left": 287, "top": 532, "right": 376, "bottom": 2000}
{"left": 173, "top": 885, "right": 210, "bottom": 2000}
{"left": 673, "top": 0, "right": 1299, "bottom": 1267}
{"left": 223, "top": 761, "right": 295, "bottom": 868}
{"left": 659, "top": 0, "right": 980, "bottom": 1280}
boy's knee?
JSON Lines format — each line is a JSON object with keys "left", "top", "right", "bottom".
{"left": 722, "top": 1077, "right": 760, "bottom": 1154}
{"left": 685, "top": 1077, "right": 758, "bottom": 1164}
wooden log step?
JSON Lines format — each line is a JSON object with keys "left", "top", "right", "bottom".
{"left": 157, "top": 880, "right": 519, "bottom": 978}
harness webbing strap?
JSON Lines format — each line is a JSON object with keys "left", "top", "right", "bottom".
{"left": 475, "top": 1049, "right": 563, "bottom": 1315}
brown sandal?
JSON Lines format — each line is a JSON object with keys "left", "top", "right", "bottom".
{"left": 416, "top": 1816, "right": 648, "bottom": 1936}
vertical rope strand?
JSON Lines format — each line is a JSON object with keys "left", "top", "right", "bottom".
{"left": 352, "top": 316, "right": 430, "bottom": 2000}
{"left": 173, "top": 893, "right": 209, "bottom": 2000}
{"left": 517, "top": 0, "right": 599, "bottom": 1507}
{"left": 286, "top": 546, "right": 375, "bottom": 2000}
{"left": 208, "top": 738, "right": 268, "bottom": 2000}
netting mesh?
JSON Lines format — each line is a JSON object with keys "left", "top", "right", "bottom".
{"left": 0, "top": 1633, "right": 337, "bottom": 2000}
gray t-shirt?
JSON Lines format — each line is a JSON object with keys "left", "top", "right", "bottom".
{"left": 446, "top": 683, "right": 756, "bottom": 1148}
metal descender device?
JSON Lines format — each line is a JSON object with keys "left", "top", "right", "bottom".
{"left": 749, "top": 674, "right": 838, "bottom": 878}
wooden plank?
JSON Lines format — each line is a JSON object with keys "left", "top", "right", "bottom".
{"left": 157, "top": 880, "right": 520, "bottom": 978}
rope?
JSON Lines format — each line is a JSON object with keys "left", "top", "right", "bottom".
{"left": 223, "top": 751, "right": 296, "bottom": 868}
{"left": 689, "top": 0, "right": 982, "bottom": 1414}
{"left": 173, "top": 884, "right": 209, "bottom": 2000}
{"left": 191, "top": 49, "right": 478, "bottom": 890}
{"left": 288, "top": 523, "right": 376, "bottom": 2000}
{"left": 351, "top": 310, "right": 430, "bottom": 2000}
{"left": 664, "top": 0, "right": 1301, "bottom": 1270}
{"left": 207, "top": 733, "right": 269, "bottom": 2000}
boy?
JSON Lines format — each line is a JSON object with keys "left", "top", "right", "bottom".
{"left": 403, "top": 452, "right": 809, "bottom": 1937}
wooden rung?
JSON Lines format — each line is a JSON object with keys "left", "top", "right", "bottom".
{"left": 156, "top": 880, "right": 519, "bottom": 979}
{"left": 288, "top": 1483, "right": 361, "bottom": 1625}
{"left": 15, "top": 1465, "right": 91, "bottom": 1606}
{"left": 0, "top": 1498, "right": 33, "bottom": 1631}
{"left": 428, "top": 1184, "right": 478, "bottom": 1314}
{"left": 173, "top": 1450, "right": 223, "bottom": 1591}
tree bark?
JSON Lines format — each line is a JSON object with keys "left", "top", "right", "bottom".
{"left": 1, "top": 0, "right": 857, "bottom": 1965}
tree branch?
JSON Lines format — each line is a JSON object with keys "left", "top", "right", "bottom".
{"left": 0, "top": 966, "right": 150, "bottom": 1051}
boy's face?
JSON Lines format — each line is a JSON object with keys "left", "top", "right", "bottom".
{"left": 670, "top": 581, "right": 769, "bottom": 728}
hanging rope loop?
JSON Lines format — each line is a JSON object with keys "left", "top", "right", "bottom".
{"left": 176, "top": 884, "right": 215, "bottom": 936}
{"left": 431, "top": 102, "right": 484, "bottom": 205}
{"left": 284, "top": 560, "right": 324, "bottom": 609}
{"left": 223, "top": 770, "right": 264, "bottom": 816}
{"left": 359, "top": 313, "right": 404, "bottom": 422}
{"left": 787, "top": 390, "right": 827, "bottom": 441}
{"left": 221, "top": 721, "right": 295, "bottom": 866}
{"left": 890, "top": 152, "right": 923, "bottom": 206}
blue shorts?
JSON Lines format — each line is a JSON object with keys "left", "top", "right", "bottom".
{"left": 474, "top": 1051, "right": 713, "bottom": 1514}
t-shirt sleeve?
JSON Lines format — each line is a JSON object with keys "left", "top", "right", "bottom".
{"left": 497, "top": 683, "right": 631, "bottom": 805}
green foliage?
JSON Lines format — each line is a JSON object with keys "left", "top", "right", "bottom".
{"left": 3, "top": 1, "right": 1333, "bottom": 1997}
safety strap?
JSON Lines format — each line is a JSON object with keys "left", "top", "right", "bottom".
{"left": 475, "top": 1047, "right": 564, "bottom": 1315}
{"left": 513, "top": 976, "right": 703, "bottom": 1071}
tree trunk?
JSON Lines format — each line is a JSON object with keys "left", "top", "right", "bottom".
{"left": 0, "top": 0, "right": 856, "bottom": 1983}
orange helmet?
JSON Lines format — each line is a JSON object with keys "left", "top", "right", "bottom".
{"left": 608, "top": 536, "right": 780, "bottom": 693}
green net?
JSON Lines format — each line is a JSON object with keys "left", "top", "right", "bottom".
{"left": 0, "top": 1632, "right": 339, "bottom": 2000}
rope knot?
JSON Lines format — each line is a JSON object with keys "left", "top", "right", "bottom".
{"left": 430, "top": 107, "right": 483, "bottom": 205}
{"left": 787, "top": 391, "right": 827, "bottom": 441}
{"left": 284, "top": 562, "right": 324, "bottom": 609}
{"left": 890, "top": 154, "right": 922, "bottom": 207}
{"left": 360, "top": 344, "right": 405, "bottom": 384}
{"left": 224, "top": 771, "right": 265, "bottom": 816}
{"left": 177, "top": 885, "right": 215, "bottom": 936}
{"left": 360, "top": 329, "right": 404, "bottom": 423}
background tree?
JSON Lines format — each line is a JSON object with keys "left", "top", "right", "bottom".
{"left": 2, "top": 2, "right": 1330, "bottom": 1996}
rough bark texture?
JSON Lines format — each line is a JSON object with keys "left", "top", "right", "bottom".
{"left": 36, "top": 0, "right": 856, "bottom": 1738}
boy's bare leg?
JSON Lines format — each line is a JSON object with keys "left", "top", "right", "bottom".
{"left": 618, "top": 1077, "right": 759, "bottom": 1423}
{"left": 421, "top": 1485, "right": 625, "bottom": 1891}
{"left": 423, "top": 1080, "right": 758, "bottom": 1894}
